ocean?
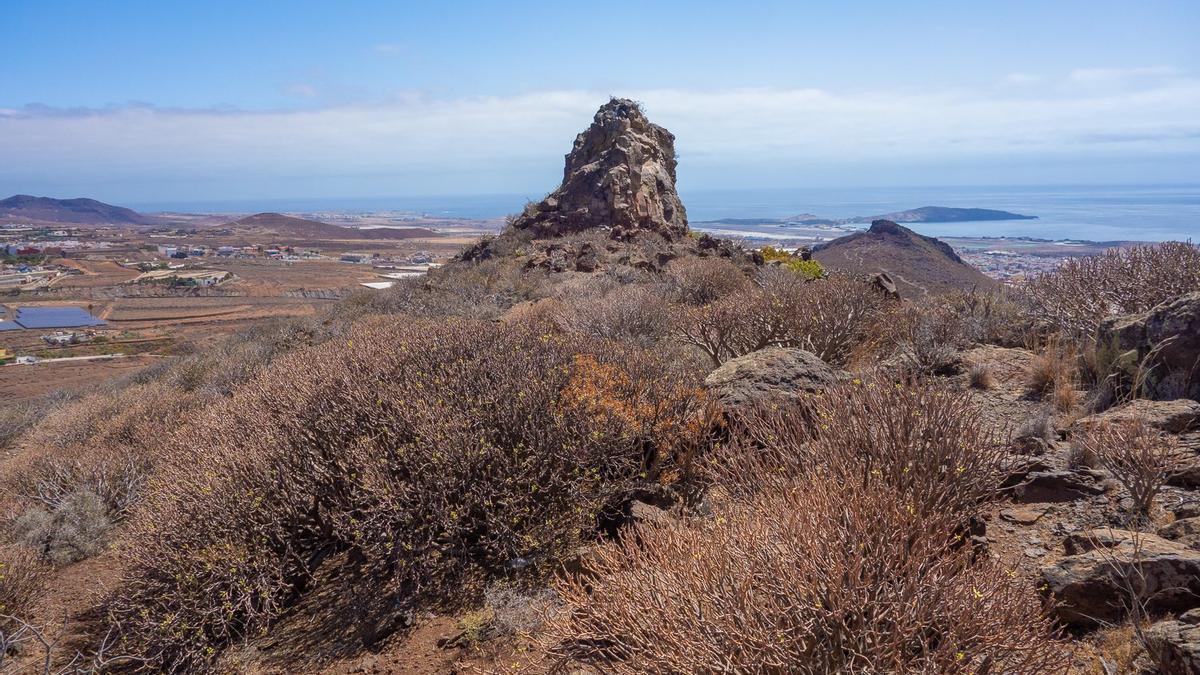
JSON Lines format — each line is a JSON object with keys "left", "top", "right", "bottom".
{"left": 136, "top": 184, "right": 1200, "bottom": 243}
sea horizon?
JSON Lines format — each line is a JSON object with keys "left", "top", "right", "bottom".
{"left": 127, "top": 182, "right": 1200, "bottom": 243}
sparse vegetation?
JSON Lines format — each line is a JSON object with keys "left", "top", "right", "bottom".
{"left": 1073, "top": 419, "right": 1186, "bottom": 519}
{"left": 103, "top": 317, "right": 714, "bottom": 671}
{"left": 1026, "top": 242, "right": 1200, "bottom": 338}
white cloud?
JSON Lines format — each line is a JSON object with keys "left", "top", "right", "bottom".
{"left": 1, "top": 70, "right": 1198, "bottom": 199}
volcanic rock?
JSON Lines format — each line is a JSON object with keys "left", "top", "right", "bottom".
{"left": 704, "top": 347, "right": 842, "bottom": 414}
{"left": 1098, "top": 292, "right": 1200, "bottom": 400}
{"left": 1042, "top": 529, "right": 1200, "bottom": 627}
{"left": 511, "top": 98, "right": 688, "bottom": 241}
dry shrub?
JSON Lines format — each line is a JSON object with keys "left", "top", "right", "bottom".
{"left": 938, "top": 287, "right": 1036, "bottom": 347}
{"left": 725, "top": 377, "right": 1008, "bottom": 524}
{"left": 677, "top": 273, "right": 887, "bottom": 367}
{"left": 665, "top": 256, "right": 750, "bottom": 305}
{"left": 554, "top": 284, "right": 674, "bottom": 346}
{"left": 887, "top": 302, "right": 972, "bottom": 374}
{"left": 1073, "top": 419, "right": 1186, "bottom": 518}
{"left": 104, "top": 317, "right": 715, "bottom": 671}
{"left": 969, "top": 363, "right": 995, "bottom": 389}
{"left": 540, "top": 477, "right": 1068, "bottom": 673}
{"left": 21, "top": 380, "right": 192, "bottom": 454}
{"left": 12, "top": 491, "right": 112, "bottom": 565}
{"left": 1026, "top": 242, "right": 1200, "bottom": 338}
{"left": 0, "top": 544, "right": 46, "bottom": 620}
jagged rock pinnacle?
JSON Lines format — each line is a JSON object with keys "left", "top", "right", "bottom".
{"left": 511, "top": 98, "right": 688, "bottom": 240}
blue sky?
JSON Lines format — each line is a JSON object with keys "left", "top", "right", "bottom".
{"left": 3, "top": 0, "right": 1198, "bottom": 205}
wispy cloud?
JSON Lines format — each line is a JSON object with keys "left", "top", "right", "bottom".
{"left": 372, "top": 43, "right": 406, "bottom": 55}
{"left": 2, "top": 69, "right": 1197, "bottom": 198}
{"left": 283, "top": 83, "right": 319, "bottom": 98}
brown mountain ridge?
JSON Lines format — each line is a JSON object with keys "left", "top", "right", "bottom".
{"left": 813, "top": 219, "right": 995, "bottom": 297}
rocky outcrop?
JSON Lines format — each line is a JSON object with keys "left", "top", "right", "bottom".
{"left": 1041, "top": 529, "right": 1200, "bottom": 627}
{"left": 1159, "top": 517, "right": 1200, "bottom": 550}
{"left": 1144, "top": 610, "right": 1200, "bottom": 674}
{"left": 1072, "top": 399, "right": 1200, "bottom": 436}
{"left": 511, "top": 98, "right": 688, "bottom": 241}
{"left": 704, "top": 347, "right": 842, "bottom": 414}
{"left": 1098, "top": 292, "right": 1200, "bottom": 400}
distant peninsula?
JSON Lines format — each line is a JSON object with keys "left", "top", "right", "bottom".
{"left": 699, "top": 205, "right": 1037, "bottom": 228}
{"left": 847, "top": 206, "right": 1037, "bottom": 224}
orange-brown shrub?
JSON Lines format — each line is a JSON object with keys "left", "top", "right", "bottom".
{"left": 540, "top": 477, "right": 1069, "bottom": 673}
{"left": 677, "top": 273, "right": 887, "bottom": 367}
{"left": 104, "top": 317, "right": 715, "bottom": 671}
{"left": 886, "top": 302, "right": 972, "bottom": 374}
{"left": 1025, "top": 242, "right": 1200, "bottom": 338}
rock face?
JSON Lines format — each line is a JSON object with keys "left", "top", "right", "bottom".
{"left": 511, "top": 98, "right": 688, "bottom": 241}
{"left": 1042, "top": 529, "right": 1200, "bottom": 627}
{"left": 1072, "top": 399, "right": 1200, "bottom": 436}
{"left": 1144, "top": 610, "right": 1200, "bottom": 674}
{"left": 704, "top": 347, "right": 841, "bottom": 413}
{"left": 1098, "top": 292, "right": 1200, "bottom": 400}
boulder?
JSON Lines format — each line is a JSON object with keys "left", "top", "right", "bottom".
{"left": 1143, "top": 612, "right": 1200, "bottom": 674}
{"left": 1041, "top": 529, "right": 1200, "bottom": 627}
{"left": 511, "top": 98, "right": 688, "bottom": 241}
{"left": 1073, "top": 399, "right": 1200, "bottom": 436}
{"left": 1159, "top": 517, "right": 1200, "bottom": 550}
{"left": 1098, "top": 292, "right": 1200, "bottom": 400}
{"left": 1005, "top": 470, "right": 1104, "bottom": 503}
{"left": 704, "top": 347, "right": 842, "bottom": 413}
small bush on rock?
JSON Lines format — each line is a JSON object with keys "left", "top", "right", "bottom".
{"left": 1073, "top": 419, "right": 1186, "bottom": 518}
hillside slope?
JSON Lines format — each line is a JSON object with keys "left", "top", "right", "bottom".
{"left": 0, "top": 194, "right": 161, "bottom": 226}
{"left": 226, "top": 212, "right": 434, "bottom": 240}
{"left": 813, "top": 219, "right": 995, "bottom": 296}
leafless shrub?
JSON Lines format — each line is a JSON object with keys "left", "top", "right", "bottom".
{"left": 483, "top": 583, "right": 558, "bottom": 639}
{"left": 0, "top": 545, "right": 45, "bottom": 624}
{"left": 1025, "top": 242, "right": 1200, "bottom": 339}
{"left": 665, "top": 256, "right": 750, "bottom": 305}
{"left": 1074, "top": 420, "right": 1187, "bottom": 519}
{"left": 539, "top": 477, "right": 1068, "bottom": 673}
{"left": 104, "top": 317, "right": 716, "bottom": 671}
{"left": 722, "top": 376, "right": 1008, "bottom": 523}
{"left": 555, "top": 284, "right": 674, "bottom": 346}
{"left": 939, "top": 286, "right": 1037, "bottom": 347}
{"left": 677, "top": 274, "right": 887, "bottom": 367}
{"left": 888, "top": 302, "right": 971, "bottom": 374}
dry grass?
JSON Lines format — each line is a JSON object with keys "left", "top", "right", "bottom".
{"left": 1026, "top": 337, "right": 1077, "bottom": 399}
{"left": 969, "top": 363, "right": 995, "bottom": 389}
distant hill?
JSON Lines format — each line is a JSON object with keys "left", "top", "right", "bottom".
{"left": 0, "top": 194, "right": 161, "bottom": 226}
{"left": 225, "top": 213, "right": 434, "bottom": 240}
{"left": 813, "top": 219, "right": 995, "bottom": 297}
{"left": 848, "top": 206, "right": 1036, "bottom": 224}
